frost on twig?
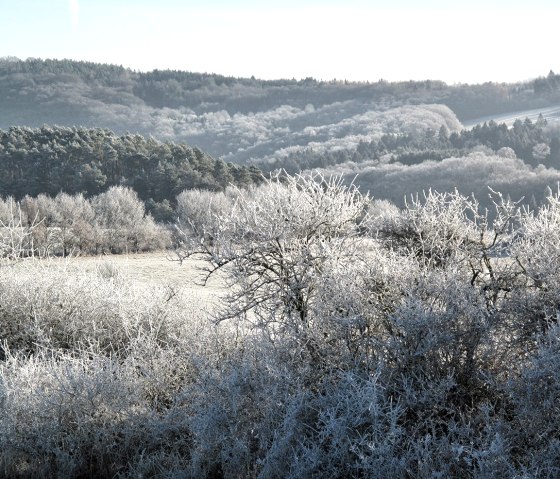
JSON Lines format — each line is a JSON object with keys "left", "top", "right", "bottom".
{"left": 0, "top": 197, "right": 42, "bottom": 262}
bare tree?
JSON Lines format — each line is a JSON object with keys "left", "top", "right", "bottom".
{"left": 175, "top": 173, "right": 370, "bottom": 357}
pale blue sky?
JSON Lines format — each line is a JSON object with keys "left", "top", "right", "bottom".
{"left": 1, "top": 0, "right": 559, "bottom": 84}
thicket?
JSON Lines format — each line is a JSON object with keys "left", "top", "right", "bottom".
{"left": 0, "top": 186, "right": 170, "bottom": 256}
{"left": 2, "top": 173, "right": 560, "bottom": 477}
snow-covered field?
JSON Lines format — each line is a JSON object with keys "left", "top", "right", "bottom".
{"left": 17, "top": 251, "right": 228, "bottom": 317}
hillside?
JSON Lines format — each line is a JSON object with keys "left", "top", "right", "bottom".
{"left": 304, "top": 115, "right": 560, "bottom": 212}
{"left": 0, "top": 125, "right": 262, "bottom": 207}
{"left": 3, "top": 58, "right": 560, "bottom": 168}
{"left": 464, "top": 104, "right": 560, "bottom": 128}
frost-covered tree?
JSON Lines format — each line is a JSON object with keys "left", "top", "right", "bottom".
{"left": 0, "top": 197, "right": 41, "bottom": 260}
{"left": 93, "top": 186, "right": 169, "bottom": 253}
{"left": 52, "top": 192, "right": 97, "bottom": 256}
{"left": 176, "top": 173, "right": 370, "bottom": 362}
{"left": 175, "top": 188, "right": 234, "bottom": 247}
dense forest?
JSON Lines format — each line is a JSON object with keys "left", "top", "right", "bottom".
{"left": 0, "top": 126, "right": 262, "bottom": 218}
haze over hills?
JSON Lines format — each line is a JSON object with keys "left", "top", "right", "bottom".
{"left": 3, "top": 57, "right": 560, "bottom": 164}
{"left": 3, "top": 57, "right": 560, "bottom": 212}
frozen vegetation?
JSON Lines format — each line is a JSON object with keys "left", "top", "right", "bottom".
{"left": 3, "top": 57, "right": 560, "bottom": 477}
{"left": 330, "top": 151, "right": 560, "bottom": 211}
{"left": 2, "top": 173, "right": 560, "bottom": 477}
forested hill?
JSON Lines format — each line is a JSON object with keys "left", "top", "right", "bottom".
{"left": 0, "top": 125, "right": 262, "bottom": 207}
{"left": 3, "top": 57, "right": 560, "bottom": 166}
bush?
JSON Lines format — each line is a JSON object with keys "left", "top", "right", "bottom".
{"left": 4, "top": 173, "right": 560, "bottom": 477}
{"left": 0, "top": 187, "right": 171, "bottom": 258}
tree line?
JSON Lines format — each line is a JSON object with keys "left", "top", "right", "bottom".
{"left": 2, "top": 58, "right": 560, "bottom": 165}
{"left": 0, "top": 126, "right": 263, "bottom": 217}
{"left": 3, "top": 57, "right": 557, "bottom": 120}
{"left": 0, "top": 186, "right": 171, "bottom": 257}
{"left": 261, "top": 115, "right": 560, "bottom": 174}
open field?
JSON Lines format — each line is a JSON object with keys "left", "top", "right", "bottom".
{"left": 7, "top": 251, "right": 229, "bottom": 320}
{"left": 48, "top": 251, "right": 227, "bottom": 290}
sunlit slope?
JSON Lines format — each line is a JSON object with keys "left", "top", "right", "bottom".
{"left": 464, "top": 104, "right": 560, "bottom": 128}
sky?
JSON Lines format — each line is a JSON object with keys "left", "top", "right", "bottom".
{"left": 1, "top": 0, "right": 559, "bottom": 85}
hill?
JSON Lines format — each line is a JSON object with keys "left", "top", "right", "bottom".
{"left": 0, "top": 125, "right": 262, "bottom": 210}
{"left": 3, "top": 58, "right": 560, "bottom": 168}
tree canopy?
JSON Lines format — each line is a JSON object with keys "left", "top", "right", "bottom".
{"left": 0, "top": 125, "right": 263, "bottom": 205}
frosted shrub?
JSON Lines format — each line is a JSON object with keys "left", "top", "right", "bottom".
{"left": 183, "top": 340, "right": 294, "bottom": 478}
{"left": 0, "top": 352, "right": 146, "bottom": 477}
{"left": 505, "top": 324, "right": 560, "bottom": 478}
{"left": 311, "top": 244, "right": 417, "bottom": 370}
{"left": 11, "top": 193, "right": 83, "bottom": 258}
{"left": 259, "top": 371, "right": 406, "bottom": 479}
{"left": 0, "top": 259, "right": 219, "bottom": 477}
{"left": 171, "top": 174, "right": 527, "bottom": 475}
{"left": 374, "top": 189, "right": 481, "bottom": 269}
{"left": 93, "top": 186, "right": 170, "bottom": 253}
{"left": 0, "top": 350, "right": 194, "bottom": 478}
{"left": 0, "top": 196, "right": 18, "bottom": 224}
{"left": 361, "top": 198, "right": 400, "bottom": 229}
{"left": 510, "top": 190, "right": 560, "bottom": 334}
{"left": 182, "top": 343, "right": 405, "bottom": 479}
{"left": 0, "top": 261, "right": 194, "bottom": 357}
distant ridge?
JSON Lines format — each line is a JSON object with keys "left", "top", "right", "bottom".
{"left": 2, "top": 57, "right": 560, "bottom": 168}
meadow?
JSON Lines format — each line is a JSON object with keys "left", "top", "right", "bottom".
{"left": 47, "top": 251, "right": 228, "bottom": 299}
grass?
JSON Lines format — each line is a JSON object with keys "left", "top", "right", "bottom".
{"left": 28, "top": 251, "right": 228, "bottom": 310}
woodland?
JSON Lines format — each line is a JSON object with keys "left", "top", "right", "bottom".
{"left": 2, "top": 58, "right": 560, "bottom": 477}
